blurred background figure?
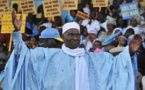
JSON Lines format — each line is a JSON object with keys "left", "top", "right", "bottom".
{"left": 39, "top": 28, "right": 63, "bottom": 48}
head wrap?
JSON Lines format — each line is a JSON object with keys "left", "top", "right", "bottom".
{"left": 87, "top": 25, "right": 97, "bottom": 34}
{"left": 62, "top": 22, "right": 80, "bottom": 34}
{"left": 93, "top": 39, "right": 101, "bottom": 44}
{"left": 122, "top": 26, "right": 135, "bottom": 35}
{"left": 131, "top": 15, "right": 141, "bottom": 23}
{"left": 118, "top": 36, "right": 127, "bottom": 41}
{"left": 106, "top": 16, "right": 116, "bottom": 25}
{"left": 38, "top": 23, "right": 52, "bottom": 29}
{"left": 127, "top": 35, "right": 134, "bottom": 44}
{"left": 112, "top": 28, "right": 122, "bottom": 35}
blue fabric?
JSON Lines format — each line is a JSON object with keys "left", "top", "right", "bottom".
{"left": 0, "top": 71, "right": 4, "bottom": 84}
{"left": 32, "top": 24, "right": 39, "bottom": 36}
{"left": 131, "top": 54, "right": 138, "bottom": 90}
{"left": 26, "top": 22, "right": 31, "bottom": 29}
{"left": 143, "top": 42, "right": 145, "bottom": 49}
{"left": 26, "top": 22, "right": 39, "bottom": 36}
{"left": 81, "top": 35, "right": 86, "bottom": 41}
{"left": 102, "top": 29, "right": 123, "bottom": 46}
{"left": 65, "top": 15, "right": 74, "bottom": 22}
{"left": 4, "top": 31, "right": 137, "bottom": 90}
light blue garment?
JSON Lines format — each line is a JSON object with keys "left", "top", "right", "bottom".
{"left": 131, "top": 54, "right": 138, "bottom": 90}
{"left": 4, "top": 31, "right": 137, "bottom": 90}
{"left": 143, "top": 42, "right": 145, "bottom": 48}
{"left": 102, "top": 29, "right": 122, "bottom": 46}
{"left": 0, "top": 71, "right": 4, "bottom": 85}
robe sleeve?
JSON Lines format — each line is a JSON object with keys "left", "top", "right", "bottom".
{"left": 12, "top": 31, "right": 29, "bottom": 55}
{"left": 93, "top": 46, "right": 136, "bottom": 90}
{"left": 4, "top": 31, "right": 46, "bottom": 90}
{"left": 112, "top": 46, "right": 136, "bottom": 90}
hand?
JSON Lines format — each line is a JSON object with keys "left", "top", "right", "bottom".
{"left": 129, "top": 35, "right": 142, "bottom": 56}
{"left": 12, "top": 9, "right": 22, "bottom": 31}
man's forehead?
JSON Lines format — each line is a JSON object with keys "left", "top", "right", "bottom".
{"left": 62, "top": 22, "right": 80, "bottom": 34}
{"left": 64, "top": 28, "right": 80, "bottom": 34}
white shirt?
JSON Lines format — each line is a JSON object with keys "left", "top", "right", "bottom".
{"left": 81, "top": 19, "right": 100, "bottom": 33}
{"left": 123, "top": 26, "right": 142, "bottom": 34}
{"left": 82, "top": 39, "right": 93, "bottom": 52}
{"left": 100, "top": 21, "right": 108, "bottom": 31}
{"left": 83, "top": 7, "right": 90, "bottom": 15}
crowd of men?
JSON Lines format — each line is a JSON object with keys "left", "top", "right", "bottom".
{"left": 0, "top": 0, "right": 145, "bottom": 90}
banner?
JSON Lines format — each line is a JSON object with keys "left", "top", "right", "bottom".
{"left": 76, "top": 11, "right": 89, "bottom": 20}
{"left": 43, "top": 0, "right": 61, "bottom": 17}
{"left": 0, "top": 0, "right": 9, "bottom": 12}
{"left": 93, "top": 0, "right": 108, "bottom": 7}
{"left": 62, "top": 0, "right": 78, "bottom": 10}
{"left": 120, "top": 2, "right": 139, "bottom": 20}
{"left": 0, "top": 0, "right": 9, "bottom": 8}
{"left": 0, "top": 0, "right": 11, "bottom": 25}
{"left": 1, "top": 14, "right": 27, "bottom": 33}
{"left": 11, "top": 0, "right": 23, "bottom": 13}
{"left": 140, "top": 2, "right": 145, "bottom": 7}
{"left": 20, "top": 0, "right": 37, "bottom": 14}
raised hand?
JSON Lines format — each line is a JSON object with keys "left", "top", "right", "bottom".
{"left": 12, "top": 9, "right": 22, "bottom": 31}
{"left": 129, "top": 34, "right": 142, "bottom": 56}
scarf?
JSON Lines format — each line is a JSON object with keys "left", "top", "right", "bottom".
{"left": 62, "top": 44, "right": 90, "bottom": 90}
{"left": 94, "top": 48, "right": 103, "bottom": 53}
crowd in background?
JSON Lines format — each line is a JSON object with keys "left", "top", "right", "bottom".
{"left": 0, "top": 0, "right": 145, "bottom": 89}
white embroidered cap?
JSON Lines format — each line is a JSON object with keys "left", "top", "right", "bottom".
{"left": 62, "top": 22, "right": 80, "bottom": 34}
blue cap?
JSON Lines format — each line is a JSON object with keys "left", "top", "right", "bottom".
{"left": 40, "top": 28, "right": 63, "bottom": 42}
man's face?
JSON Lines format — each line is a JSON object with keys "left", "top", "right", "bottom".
{"left": 88, "top": 33, "right": 97, "bottom": 42}
{"left": 63, "top": 28, "right": 80, "bottom": 49}
{"left": 98, "top": 13, "right": 105, "bottom": 23}
{"left": 119, "top": 38, "right": 126, "bottom": 46}
{"left": 93, "top": 41, "right": 101, "bottom": 49}
{"left": 107, "top": 23, "right": 114, "bottom": 32}
{"left": 30, "top": 37, "right": 37, "bottom": 45}
{"left": 83, "top": 28, "right": 88, "bottom": 36}
{"left": 125, "top": 30, "right": 134, "bottom": 38}
{"left": 130, "top": 18, "right": 138, "bottom": 27}
{"left": 39, "top": 38, "right": 59, "bottom": 48}
{"left": 70, "top": 11, "right": 77, "bottom": 18}
{"left": 90, "top": 12, "right": 96, "bottom": 19}
{"left": 119, "top": 18, "right": 123, "bottom": 26}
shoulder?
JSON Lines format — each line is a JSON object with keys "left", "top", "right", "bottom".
{"left": 81, "top": 19, "right": 89, "bottom": 26}
{"left": 86, "top": 51, "right": 113, "bottom": 59}
{"left": 94, "top": 20, "right": 100, "bottom": 24}
{"left": 29, "top": 47, "right": 62, "bottom": 56}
